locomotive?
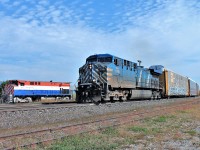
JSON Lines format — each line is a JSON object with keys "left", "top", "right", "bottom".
{"left": 3, "top": 80, "right": 71, "bottom": 103}
{"left": 76, "top": 54, "right": 199, "bottom": 103}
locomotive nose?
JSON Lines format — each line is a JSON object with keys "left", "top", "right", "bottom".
{"left": 76, "top": 63, "right": 107, "bottom": 103}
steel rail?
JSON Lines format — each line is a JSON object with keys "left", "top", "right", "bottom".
{"left": 0, "top": 97, "right": 196, "bottom": 112}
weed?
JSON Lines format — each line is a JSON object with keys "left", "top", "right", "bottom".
{"left": 48, "top": 134, "right": 119, "bottom": 150}
{"left": 143, "top": 117, "right": 151, "bottom": 123}
{"left": 153, "top": 116, "right": 167, "bottom": 122}
{"left": 101, "top": 127, "right": 119, "bottom": 136}
{"left": 128, "top": 126, "right": 148, "bottom": 134}
{"left": 151, "top": 128, "right": 162, "bottom": 134}
{"left": 185, "top": 130, "right": 196, "bottom": 136}
{"left": 177, "top": 110, "right": 187, "bottom": 114}
{"left": 152, "top": 115, "right": 176, "bottom": 123}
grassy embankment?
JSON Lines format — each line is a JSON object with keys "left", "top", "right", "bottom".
{"left": 33, "top": 103, "right": 200, "bottom": 150}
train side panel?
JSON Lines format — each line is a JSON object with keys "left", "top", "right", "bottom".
{"left": 161, "top": 70, "right": 188, "bottom": 97}
{"left": 14, "top": 85, "right": 70, "bottom": 97}
{"left": 196, "top": 83, "right": 199, "bottom": 96}
{"left": 107, "top": 63, "right": 136, "bottom": 89}
{"left": 188, "top": 79, "right": 198, "bottom": 96}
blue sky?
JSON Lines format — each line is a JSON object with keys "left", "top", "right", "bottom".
{"left": 0, "top": 0, "right": 200, "bottom": 86}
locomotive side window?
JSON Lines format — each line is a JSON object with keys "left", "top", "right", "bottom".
{"left": 127, "top": 61, "right": 130, "bottom": 70}
{"left": 62, "top": 89, "right": 69, "bottom": 94}
{"left": 30, "top": 82, "right": 34, "bottom": 85}
{"left": 114, "top": 58, "right": 118, "bottom": 66}
{"left": 124, "top": 60, "right": 127, "bottom": 66}
{"left": 134, "top": 63, "right": 137, "bottom": 69}
{"left": 130, "top": 62, "right": 133, "bottom": 71}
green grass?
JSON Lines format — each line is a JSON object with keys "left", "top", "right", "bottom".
{"left": 177, "top": 110, "right": 187, "bottom": 113}
{"left": 185, "top": 130, "right": 196, "bottom": 136}
{"left": 41, "top": 107, "right": 200, "bottom": 150}
{"left": 151, "top": 127, "right": 162, "bottom": 134}
{"left": 128, "top": 126, "right": 148, "bottom": 134}
{"left": 48, "top": 134, "right": 119, "bottom": 150}
{"left": 101, "top": 127, "right": 119, "bottom": 136}
{"left": 152, "top": 115, "right": 176, "bottom": 123}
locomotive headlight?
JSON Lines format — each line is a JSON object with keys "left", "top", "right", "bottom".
{"left": 89, "top": 64, "right": 92, "bottom": 69}
{"left": 93, "top": 79, "right": 96, "bottom": 82}
{"left": 78, "top": 79, "right": 81, "bottom": 85}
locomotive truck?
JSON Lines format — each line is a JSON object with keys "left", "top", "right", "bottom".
{"left": 76, "top": 54, "right": 199, "bottom": 103}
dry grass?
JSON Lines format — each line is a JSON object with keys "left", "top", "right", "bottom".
{"left": 43, "top": 101, "right": 200, "bottom": 150}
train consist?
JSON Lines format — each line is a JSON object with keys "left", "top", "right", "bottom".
{"left": 76, "top": 54, "right": 199, "bottom": 103}
{"left": 3, "top": 80, "right": 71, "bottom": 103}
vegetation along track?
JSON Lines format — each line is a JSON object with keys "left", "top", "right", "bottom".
{"left": 0, "top": 98, "right": 199, "bottom": 150}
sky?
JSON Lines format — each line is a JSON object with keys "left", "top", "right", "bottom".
{"left": 0, "top": 0, "right": 200, "bottom": 87}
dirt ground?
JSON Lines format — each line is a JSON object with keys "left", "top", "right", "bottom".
{"left": 119, "top": 102, "right": 200, "bottom": 150}
{"left": 44, "top": 99, "right": 200, "bottom": 150}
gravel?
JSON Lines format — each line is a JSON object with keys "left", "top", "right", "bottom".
{"left": 0, "top": 97, "right": 198, "bottom": 129}
{"left": 124, "top": 139, "right": 200, "bottom": 150}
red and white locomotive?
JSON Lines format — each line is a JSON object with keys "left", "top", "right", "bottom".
{"left": 3, "top": 80, "right": 71, "bottom": 103}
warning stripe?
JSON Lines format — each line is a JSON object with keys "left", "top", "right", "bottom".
{"left": 4, "top": 84, "right": 14, "bottom": 95}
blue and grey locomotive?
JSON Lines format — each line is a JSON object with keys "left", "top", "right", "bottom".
{"left": 76, "top": 54, "right": 162, "bottom": 103}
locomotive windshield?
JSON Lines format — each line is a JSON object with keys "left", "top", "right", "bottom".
{"left": 9, "top": 80, "right": 18, "bottom": 85}
{"left": 86, "top": 57, "right": 97, "bottom": 62}
{"left": 86, "top": 56, "right": 113, "bottom": 63}
{"left": 98, "top": 57, "right": 112, "bottom": 62}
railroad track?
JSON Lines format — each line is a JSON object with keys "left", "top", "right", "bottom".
{"left": 0, "top": 103, "right": 88, "bottom": 112}
{"left": 0, "top": 98, "right": 199, "bottom": 150}
{"left": 0, "top": 97, "right": 195, "bottom": 112}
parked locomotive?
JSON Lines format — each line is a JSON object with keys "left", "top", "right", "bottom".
{"left": 3, "top": 80, "right": 71, "bottom": 103}
{"left": 76, "top": 54, "right": 199, "bottom": 103}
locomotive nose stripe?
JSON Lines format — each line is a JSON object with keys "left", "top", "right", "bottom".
{"left": 5, "top": 85, "right": 14, "bottom": 95}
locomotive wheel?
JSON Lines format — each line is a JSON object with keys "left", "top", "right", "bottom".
{"left": 121, "top": 95, "right": 127, "bottom": 101}
{"left": 150, "top": 94, "right": 154, "bottom": 100}
{"left": 110, "top": 97, "right": 115, "bottom": 103}
{"left": 119, "top": 97, "right": 123, "bottom": 102}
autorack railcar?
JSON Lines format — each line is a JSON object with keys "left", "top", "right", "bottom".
{"left": 3, "top": 80, "right": 71, "bottom": 103}
{"left": 150, "top": 65, "right": 190, "bottom": 97}
{"left": 149, "top": 66, "right": 199, "bottom": 98}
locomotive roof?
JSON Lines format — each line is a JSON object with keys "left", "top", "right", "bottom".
{"left": 8, "top": 80, "right": 71, "bottom": 84}
{"left": 87, "top": 53, "right": 136, "bottom": 64}
{"left": 87, "top": 54, "right": 113, "bottom": 59}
